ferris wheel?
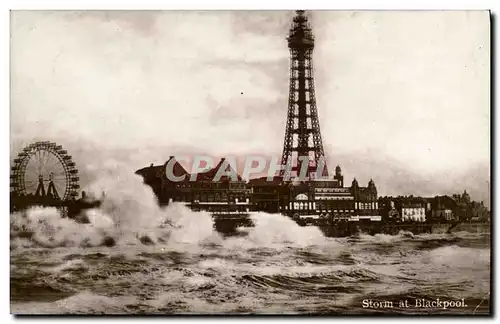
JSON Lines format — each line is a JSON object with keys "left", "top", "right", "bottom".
{"left": 10, "top": 141, "right": 80, "bottom": 201}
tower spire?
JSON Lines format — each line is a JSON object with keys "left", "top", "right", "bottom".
{"left": 280, "top": 10, "right": 328, "bottom": 180}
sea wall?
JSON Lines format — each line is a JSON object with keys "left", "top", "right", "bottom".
{"left": 320, "top": 222, "right": 491, "bottom": 237}
{"left": 319, "top": 223, "right": 434, "bottom": 237}
{"left": 431, "top": 222, "right": 490, "bottom": 234}
{"left": 211, "top": 214, "right": 491, "bottom": 237}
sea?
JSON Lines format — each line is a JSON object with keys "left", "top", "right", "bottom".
{"left": 10, "top": 175, "right": 491, "bottom": 315}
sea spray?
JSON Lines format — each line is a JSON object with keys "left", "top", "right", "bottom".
{"left": 80, "top": 163, "right": 219, "bottom": 246}
{"left": 84, "top": 164, "right": 168, "bottom": 232}
{"left": 10, "top": 207, "right": 112, "bottom": 248}
{"left": 223, "top": 212, "right": 329, "bottom": 250}
{"left": 164, "top": 204, "right": 222, "bottom": 246}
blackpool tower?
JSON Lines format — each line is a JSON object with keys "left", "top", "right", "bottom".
{"left": 280, "top": 10, "right": 328, "bottom": 180}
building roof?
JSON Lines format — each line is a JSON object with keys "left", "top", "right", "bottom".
{"left": 135, "top": 156, "right": 189, "bottom": 182}
{"left": 191, "top": 158, "right": 243, "bottom": 182}
{"left": 248, "top": 175, "right": 284, "bottom": 186}
{"left": 136, "top": 157, "right": 244, "bottom": 183}
{"left": 165, "top": 156, "right": 189, "bottom": 179}
{"left": 135, "top": 165, "right": 164, "bottom": 179}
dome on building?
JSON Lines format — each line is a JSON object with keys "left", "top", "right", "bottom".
{"left": 462, "top": 190, "right": 471, "bottom": 203}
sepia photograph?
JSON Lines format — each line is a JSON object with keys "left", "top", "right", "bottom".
{"left": 9, "top": 9, "right": 491, "bottom": 315}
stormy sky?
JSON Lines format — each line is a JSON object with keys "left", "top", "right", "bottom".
{"left": 10, "top": 10, "right": 490, "bottom": 205}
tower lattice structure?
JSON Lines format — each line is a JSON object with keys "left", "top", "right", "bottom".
{"left": 280, "top": 10, "right": 328, "bottom": 179}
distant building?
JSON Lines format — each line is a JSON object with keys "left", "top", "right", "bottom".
{"left": 352, "top": 178, "right": 379, "bottom": 219}
{"left": 469, "top": 200, "right": 490, "bottom": 222}
{"left": 378, "top": 191, "right": 490, "bottom": 224}
{"left": 451, "top": 190, "right": 490, "bottom": 222}
{"left": 401, "top": 207, "right": 425, "bottom": 222}
{"left": 451, "top": 190, "right": 474, "bottom": 221}
{"left": 380, "top": 196, "right": 427, "bottom": 222}
{"left": 378, "top": 197, "right": 400, "bottom": 222}
{"left": 431, "top": 195, "right": 458, "bottom": 221}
